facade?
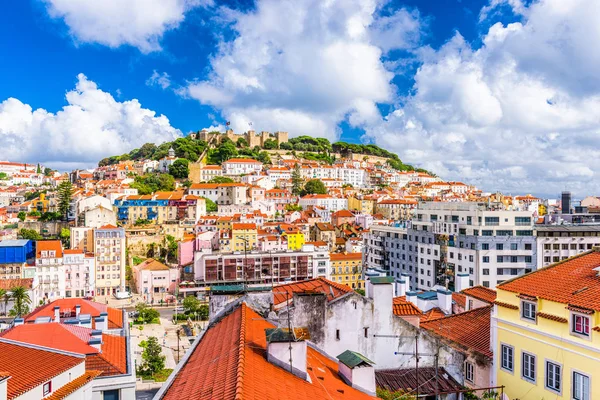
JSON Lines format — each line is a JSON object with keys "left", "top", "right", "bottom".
{"left": 114, "top": 192, "right": 205, "bottom": 225}
{"left": 375, "top": 199, "right": 417, "bottom": 220}
{"left": 231, "top": 223, "right": 258, "bottom": 252}
{"left": 194, "top": 244, "right": 330, "bottom": 283}
{"left": 330, "top": 252, "right": 364, "bottom": 289}
{"left": 199, "top": 165, "right": 222, "bottom": 182}
{"left": 535, "top": 225, "right": 600, "bottom": 268}
{"left": 34, "top": 240, "right": 65, "bottom": 301}
{"left": 93, "top": 225, "right": 126, "bottom": 296}
{"left": 132, "top": 258, "right": 178, "bottom": 299}
{"left": 299, "top": 194, "right": 348, "bottom": 212}
{"left": 0, "top": 240, "right": 33, "bottom": 280}
{"left": 188, "top": 183, "right": 248, "bottom": 205}
{"left": 63, "top": 249, "right": 96, "bottom": 298}
{"left": 364, "top": 202, "right": 536, "bottom": 292}
{"left": 493, "top": 250, "right": 600, "bottom": 400}
{"left": 221, "top": 158, "right": 263, "bottom": 176}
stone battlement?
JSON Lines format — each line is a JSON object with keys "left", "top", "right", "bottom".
{"left": 194, "top": 129, "right": 288, "bottom": 148}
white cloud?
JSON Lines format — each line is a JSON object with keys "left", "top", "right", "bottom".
{"left": 146, "top": 70, "right": 172, "bottom": 89}
{"left": 42, "top": 0, "right": 211, "bottom": 53}
{"left": 364, "top": 0, "right": 600, "bottom": 196}
{"left": 0, "top": 74, "right": 181, "bottom": 169}
{"left": 181, "top": 0, "right": 422, "bottom": 141}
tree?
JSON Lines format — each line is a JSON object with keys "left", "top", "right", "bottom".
{"left": 135, "top": 303, "right": 160, "bottom": 323}
{"left": 302, "top": 179, "right": 327, "bottom": 195}
{"left": 163, "top": 235, "right": 178, "bottom": 264}
{"left": 236, "top": 137, "right": 249, "bottom": 148}
{"left": 168, "top": 159, "right": 190, "bottom": 179}
{"left": 0, "top": 289, "right": 7, "bottom": 316}
{"left": 59, "top": 228, "right": 70, "bottom": 248}
{"left": 284, "top": 203, "right": 302, "bottom": 212}
{"left": 19, "top": 228, "right": 42, "bottom": 240}
{"left": 257, "top": 151, "right": 271, "bottom": 165}
{"left": 203, "top": 197, "right": 217, "bottom": 212}
{"left": 208, "top": 176, "right": 234, "bottom": 184}
{"left": 9, "top": 286, "right": 31, "bottom": 317}
{"left": 131, "top": 173, "right": 175, "bottom": 195}
{"left": 57, "top": 181, "right": 73, "bottom": 220}
{"left": 27, "top": 210, "right": 41, "bottom": 217}
{"left": 263, "top": 138, "right": 278, "bottom": 149}
{"left": 43, "top": 167, "right": 53, "bottom": 176}
{"left": 17, "top": 211, "right": 26, "bottom": 221}
{"left": 0, "top": 172, "right": 9, "bottom": 180}
{"left": 291, "top": 163, "right": 303, "bottom": 196}
{"left": 137, "top": 336, "right": 165, "bottom": 377}
{"left": 182, "top": 296, "right": 200, "bottom": 315}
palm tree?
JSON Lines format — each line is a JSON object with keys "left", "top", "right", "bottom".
{"left": 9, "top": 286, "right": 31, "bottom": 317}
{"left": 0, "top": 289, "right": 7, "bottom": 316}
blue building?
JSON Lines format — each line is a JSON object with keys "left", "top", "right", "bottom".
{"left": 0, "top": 240, "right": 34, "bottom": 264}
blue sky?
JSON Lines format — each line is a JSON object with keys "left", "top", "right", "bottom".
{"left": 0, "top": 0, "right": 598, "bottom": 197}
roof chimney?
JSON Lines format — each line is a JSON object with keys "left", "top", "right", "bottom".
{"left": 337, "top": 350, "right": 376, "bottom": 396}
{"left": 455, "top": 273, "right": 471, "bottom": 292}
{"left": 75, "top": 304, "right": 81, "bottom": 318}
{"left": 436, "top": 288, "right": 452, "bottom": 315}
{"left": 94, "top": 315, "right": 107, "bottom": 332}
{"left": 89, "top": 329, "right": 103, "bottom": 351}
{"left": 53, "top": 306, "right": 60, "bottom": 322}
{"left": 13, "top": 318, "right": 24, "bottom": 326}
{"left": 265, "top": 328, "right": 309, "bottom": 380}
{"left": 406, "top": 291, "right": 418, "bottom": 307}
{"left": 367, "top": 276, "right": 394, "bottom": 318}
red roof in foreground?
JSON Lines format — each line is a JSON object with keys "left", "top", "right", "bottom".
{"left": 498, "top": 250, "right": 600, "bottom": 311}
{"left": 421, "top": 306, "right": 492, "bottom": 358}
{"left": 392, "top": 296, "right": 421, "bottom": 316}
{"left": 159, "top": 303, "right": 375, "bottom": 400}
{"left": 0, "top": 341, "right": 83, "bottom": 400}
{"left": 462, "top": 286, "right": 497, "bottom": 304}
{"left": 25, "top": 299, "right": 123, "bottom": 329}
{"left": 0, "top": 323, "right": 127, "bottom": 376}
{"left": 274, "top": 278, "right": 354, "bottom": 306}
{"left": 43, "top": 370, "right": 101, "bottom": 400}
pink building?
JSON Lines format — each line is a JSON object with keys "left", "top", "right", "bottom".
{"left": 63, "top": 249, "right": 96, "bottom": 298}
{"left": 133, "top": 259, "right": 179, "bottom": 300}
{"left": 178, "top": 231, "right": 218, "bottom": 267}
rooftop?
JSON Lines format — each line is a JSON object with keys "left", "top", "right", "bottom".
{"left": 498, "top": 250, "right": 600, "bottom": 311}
{"left": 136, "top": 258, "right": 170, "bottom": 271}
{"left": 25, "top": 299, "right": 123, "bottom": 329}
{"left": 375, "top": 367, "right": 462, "bottom": 396}
{"left": 274, "top": 278, "right": 354, "bottom": 306}
{"left": 158, "top": 303, "right": 375, "bottom": 399}
{"left": 461, "top": 286, "right": 497, "bottom": 304}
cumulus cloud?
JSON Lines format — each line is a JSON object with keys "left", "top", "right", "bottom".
{"left": 146, "top": 70, "right": 172, "bottom": 89}
{"left": 42, "top": 0, "right": 211, "bottom": 52}
{"left": 181, "top": 0, "right": 423, "bottom": 140}
{"left": 0, "top": 74, "right": 181, "bottom": 169}
{"left": 364, "top": 0, "right": 600, "bottom": 196}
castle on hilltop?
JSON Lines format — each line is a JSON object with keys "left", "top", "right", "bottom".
{"left": 191, "top": 129, "right": 289, "bottom": 148}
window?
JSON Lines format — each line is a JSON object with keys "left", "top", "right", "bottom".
{"left": 465, "top": 362, "right": 474, "bottom": 383}
{"left": 482, "top": 243, "right": 489, "bottom": 250}
{"left": 497, "top": 256, "right": 503, "bottom": 263}
{"left": 483, "top": 256, "right": 489, "bottom": 263}
{"left": 545, "top": 361, "right": 561, "bottom": 393}
{"left": 496, "top": 243, "right": 504, "bottom": 250}
{"left": 335, "top": 329, "right": 340, "bottom": 340}
{"left": 525, "top": 243, "right": 532, "bottom": 250}
{"left": 510, "top": 243, "right": 518, "bottom": 250}
{"left": 522, "top": 301, "right": 537, "bottom": 321}
{"left": 522, "top": 352, "right": 536, "bottom": 382}
{"left": 483, "top": 268, "right": 489, "bottom": 275}
{"left": 482, "top": 230, "right": 493, "bottom": 236}
{"left": 572, "top": 314, "right": 590, "bottom": 337}
{"left": 485, "top": 217, "right": 499, "bottom": 226}
{"left": 501, "top": 345, "right": 514, "bottom": 372}
{"left": 483, "top": 281, "right": 490, "bottom": 288}
{"left": 43, "top": 382, "right": 52, "bottom": 396}
{"left": 364, "top": 327, "right": 369, "bottom": 338}
{"left": 525, "top": 256, "right": 532, "bottom": 263}
{"left": 511, "top": 256, "right": 518, "bottom": 263}
{"left": 573, "top": 371, "right": 590, "bottom": 400}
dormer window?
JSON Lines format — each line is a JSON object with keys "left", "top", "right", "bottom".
{"left": 572, "top": 313, "right": 590, "bottom": 337}
{"left": 521, "top": 300, "right": 537, "bottom": 322}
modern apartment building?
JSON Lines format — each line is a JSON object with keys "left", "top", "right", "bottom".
{"left": 193, "top": 244, "right": 330, "bottom": 284}
{"left": 93, "top": 225, "right": 126, "bottom": 296}
{"left": 364, "top": 202, "right": 536, "bottom": 291}
{"left": 63, "top": 249, "right": 96, "bottom": 298}
{"left": 535, "top": 225, "right": 600, "bottom": 268}
{"left": 34, "top": 240, "right": 65, "bottom": 301}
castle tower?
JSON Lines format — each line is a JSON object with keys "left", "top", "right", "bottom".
{"left": 247, "top": 130, "right": 261, "bottom": 148}
{"left": 260, "top": 131, "right": 271, "bottom": 146}
{"left": 275, "top": 131, "right": 289, "bottom": 145}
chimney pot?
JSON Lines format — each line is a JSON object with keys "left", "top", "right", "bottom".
{"left": 336, "top": 350, "right": 376, "bottom": 396}
{"left": 53, "top": 306, "right": 60, "bottom": 322}
{"left": 265, "top": 328, "right": 308, "bottom": 380}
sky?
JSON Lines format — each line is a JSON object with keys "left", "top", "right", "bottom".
{"left": 0, "top": 0, "right": 598, "bottom": 198}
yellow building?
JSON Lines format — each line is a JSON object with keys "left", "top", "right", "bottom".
{"left": 31, "top": 193, "right": 50, "bottom": 213}
{"left": 231, "top": 223, "right": 257, "bottom": 252}
{"left": 494, "top": 250, "right": 600, "bottom": 400}
{"left": 329, "top": 252, "right": 364, "bottom": 289}
{"left": 280, "top": 224, "right": 305, "bottom": 250}
{"left": 347, "top": 196, "right": 374, "bottom": 215}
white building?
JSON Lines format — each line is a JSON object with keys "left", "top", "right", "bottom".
{"left": 535, "top": 225, "right": 600, "bottom": 268}
{"left": 64, "top": 249, "right": 96, "bottom": 298}
{"left": 188, "top": 183, "right": 248, "bottom": 205}
{"left": 200, "top": 165, "right": 222, "bottom": 182}
{"left": 94, "top": 225, "right": 126, "bottom": 296}
{"left": 35, "top": 240, "right": 66, "bottom": 301}
{"left": 222, "top": 158, "right": 263, "bottom": 176}
{"left": 298, "top": 194, "right": 348, "bottom": 213}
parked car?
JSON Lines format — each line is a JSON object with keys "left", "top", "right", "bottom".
{"left": 114, "top": 290, "right": 132, "bottom": 300}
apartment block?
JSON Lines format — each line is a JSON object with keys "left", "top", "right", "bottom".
{"left": 536, "top": 225, "right": 600, "bottom": 268}
{"left": 93, "top": 225, "right": 126, "bottom": 296}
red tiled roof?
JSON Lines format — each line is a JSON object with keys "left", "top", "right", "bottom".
{"left": 35, "top": 240, "right": 63, "bottom": 259}
{"left": 420, "top": 308, "right": 446, "bottom": 322}
{"left": 332, "top": 209, "right": 354, "bottom": 218}
{"left": 498, "top": 250, "right": 600, "bottom": 311}
{"left": 274, "top": 278, "right": 354, "bottom": 306}
{"left": 421, "top": 306, "right": 492, "bottom": 358}
{"left": 136, "top": 258, "right": 170, "bottom": 271}
{"left": 0, "top": 278, "right": 33, "bottom": 290}
{"left": 232, "top": 223, "right": 257, "bottom": 230}
{"left": 0, "top": 341, "right": 83, "bottom": 400}
{"left": 392, "top": 297, "right": 421, "bottom": 316}
{"left": 160, "top": 303, "right": 375, "bottom": 400}
{"left": 462, "top": 286, "right": 497, "bottom": 304}
{"left": 452, "top": 293, "right": 466, "bottom": 309}
{"left": 43, "top": 370, "right": 101, "bottom": 400}
{"left": 223, "top": 158, "right": 262, "bottom": 163}
{"left": 25, "top": 299, "right": 123, "bottom": 329}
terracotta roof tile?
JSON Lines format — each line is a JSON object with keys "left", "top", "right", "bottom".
{"left": 392, "top": 296, "right": 422, "bottom": 316}
{"left": 273, "top": 278, "right": 354, "bottom": 306}
{"left": 462, "top": 286, "right": 497, "bottom": 304}
{"left": 452, "top": 293, "right": 466, "bottom": 309}
{"left": 420, "top": 308, "right": 446, "bottom": 322}
{"left": 136, "top": 258, "right": 170, "bottom": 271}
{"left": 35, "top": 240, "right": 63, "bottom": 259}
{"left": 42, "top": 370, "right": 101, "bottom": 400}
{"left": 0, "top": 341, "right": 84, "bottom": 400}
{"left": 160, "top": 303, "right": 375, "bottom": 400}
{"left": 25, "top": 299, "right": 123, "bottom": 329}
{"left": 498, "top": 250, "right": 600, "bottom": 311}
{"left": 0, "top": 278, "right": 33, "bottom": 290}
{"left": 421, "top": 306, "right": 492, "bottom": 358}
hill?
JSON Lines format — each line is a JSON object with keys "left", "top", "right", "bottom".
{"left": 98, "top": 131, "right": 427, "bottom": 173}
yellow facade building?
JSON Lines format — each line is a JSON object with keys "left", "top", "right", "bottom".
{"left": 280, "top": 225, "right": 305, "bottom": 250}
{"left": 347, "top": 196, "right": 374, "bottom": 215}
{"left": 329, "top": 252, "right": 364, "bottom": 290}
{"left": 231, "top": 223, "right": 257, "bottom": 252}
{"left": 494, "top": 250, "right": 600, "bottom": 400}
